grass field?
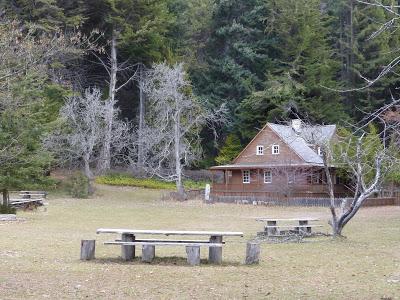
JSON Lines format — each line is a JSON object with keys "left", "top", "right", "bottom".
{"left": 0, "top": 184, "right": 399, "bottom": 299}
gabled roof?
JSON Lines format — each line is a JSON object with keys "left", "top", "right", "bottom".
{"left": 212, "top": 121, "right": 336, "bottom": 170}
{"left": 268, "top": 123, "right": 336, "bottom": 165}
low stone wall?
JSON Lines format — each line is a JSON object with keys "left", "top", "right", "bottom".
{"left": 209, "top": 195, "right": 398, "bottom": 207}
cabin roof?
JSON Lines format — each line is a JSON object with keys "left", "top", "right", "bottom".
{"left": 268, "top": 123, "right": 336, "bottom": 165}
{"left": 212, "top": 121, "right": 336, "bottom": 170}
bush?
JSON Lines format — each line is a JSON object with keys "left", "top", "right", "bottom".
{"left": 95, "top": 173, "right": 208, "bottom": 190}
{"left": 0, "top": 204, "right": 16, "bottom": 214}
{"left": 65, "top": 172, "right": 90, "bottom": 198}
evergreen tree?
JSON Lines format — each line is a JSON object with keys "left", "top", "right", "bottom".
{"left": 237, "top": 0, "right": 347, "bottom": 140}
{"left": 1, "top": 0, "right": 85, "bottom": 31}
{"left": 215, "top": 133, "right": 242, "bottom": 165}
{"left": 193, "top": 0, "right": 272, "bottom": 115}
{"left": 328, "top": 0, "right": 400, "bottom": 119}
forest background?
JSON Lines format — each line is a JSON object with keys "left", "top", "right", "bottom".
{"left": 2, "top": 0, "right": 399, "bottom": 170}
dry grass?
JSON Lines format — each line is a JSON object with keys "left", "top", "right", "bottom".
{"left": 0, "top": 184, "right": 399, "bottom": 299}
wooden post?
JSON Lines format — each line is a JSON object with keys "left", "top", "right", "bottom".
{"left": 80, "top": 240, "right": 95, "bottom": 260}
{"left": 245, "top": 241, "right": 260, "bottom": 265}
{"left": 141, "top": 245, "right": 155, "bottom": 263}
{"left": 209, "top": 235, "right": 222, "bottom": 264}
{"left": 121, "top": 233, "right": 135, "bottom": 261}
{"left": 205, "top": 184, "right": 211, "bottom": 202}
{"left": 299, "top": 220, "right": 311, "bottom": 234}
{"left": 186, "top": 246, "right": 200, "bottom": 266}
{"left": 266, "top": 221, "right": 277, "bottom": 236}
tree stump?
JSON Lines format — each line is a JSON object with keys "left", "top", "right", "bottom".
{"left": 121, "top": 233, "right": 135, "bottom": 261}
{"left": 245, "top": 241, "right": 260, "bottom": 265}
{"left": 142, "top": 245, "right": 155, "bottom": 263}
{"left": 186, "top": 246, "right": 200, "bottom": 266}
{"left": 209, "top": 235, "right": 222, "bottom": 264}
{"left": 80, "top": 240, "right": 95, "bottom": 260}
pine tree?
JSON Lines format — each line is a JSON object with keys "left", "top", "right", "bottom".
{"left": 237, "top": 0, "right": 347, "bottom": 140}
{"left": 329, "top": 0, "right": 400, "bottom": 119}
{"left": 193, "top": 0, "right": 272, "bottom": 114}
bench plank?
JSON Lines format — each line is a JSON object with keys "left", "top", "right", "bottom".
{"left": 104, "top": 241, "right": 223, "bottom": 247}
{"left": 97, "top": 228, "right": 243, "bottom": 236}
{"left": 264, "top": 225, "right": 323, "bottom": 228}
{"left": 115, "top": 239, "right": 226, "bottom": 244}
{"left": 256, "top": 218, "right": 320, "bottom": 222}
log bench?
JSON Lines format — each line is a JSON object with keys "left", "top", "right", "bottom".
{"left": 97, "top": 228, "right": 243, "bottom": 265}
{"left": 255, "top": 218, "right": 323, "bottom": 236}
{"left": 9, "top": 191, "right": 47, "bottom": 209}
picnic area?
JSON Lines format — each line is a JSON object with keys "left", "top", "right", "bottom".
{"left": 1, "top": 184, "right": 399, "bottom": 299}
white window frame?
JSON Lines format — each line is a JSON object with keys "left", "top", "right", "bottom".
{"left": 288, "top": 172, "right": 295, "bottom": 184}
{"left": 272, "top": 144, "right": 280, "bottom": 155}
{"left": 312, "top": 172, "right": 321, "bottom": 184}
{"left": 256, "top": 145, "right": 264, "bottom": 155}
{"left": 317, "top": 147, "right": 322, "bottom": 156}
{"left": 242, "top": 170, "right": 250, "bottom": 184}
{"left": 264, "top": 170, "right": 272, "bottom": 183}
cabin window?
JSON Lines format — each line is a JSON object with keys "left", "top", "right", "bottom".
{"left": 317, "top": 147, "right": 322, "bottom": 156}
{"left": 272, "top": 145, "right": 280, "bottom": 154}
{"left": 256, "top": 145, "right": 264, "bottom": 155}
{"left": 288, "top": 172, "right": 295, "bottom": 184}
{"left": 242, "top": 170, "right": 250, "bottom": 183}
{"left": 264, "top": 170, "right": 272, "bottom": 183}
{"left": 312, "top": 171, "right": 322, "bottom": 184}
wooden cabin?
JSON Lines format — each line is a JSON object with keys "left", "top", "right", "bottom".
{"left": 210, "top": 120, "right": 351, "bottom": 200}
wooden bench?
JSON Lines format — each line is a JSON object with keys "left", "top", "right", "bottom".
{"left": 9, "top": 191, "right": 47, "bottom": 209}
{"left": 97, "top": 229, "right": 243, "bottom": 265}
{"left": 255, "top": 218, "right": 323, "bottom": 236}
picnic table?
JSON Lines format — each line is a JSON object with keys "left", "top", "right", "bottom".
{"left": 96, "top": 228, "right": 244, "bottom": 265}
{"left": 255, "top": 218, "right": 322, "bottom": 236}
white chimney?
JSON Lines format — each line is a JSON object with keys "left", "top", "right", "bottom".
{"left": 291, "top": 119, "right": 302, "bottom": 133}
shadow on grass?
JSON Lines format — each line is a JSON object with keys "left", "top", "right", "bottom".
{"left": 85, "top": 256, "right": 242, "bottom": 267}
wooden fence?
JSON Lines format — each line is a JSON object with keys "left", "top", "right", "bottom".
{"left": 210, "top": 195, "right": 398, "bottom": 207}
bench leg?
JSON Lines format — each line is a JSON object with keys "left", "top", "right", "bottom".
{"left": 186, "top": 246, "right": 200, "bottom": 266}
{"left": 121, "top": 233, "right": 135, "bottom": 261}
{"left": 245, "top": 241, "right": 260, "bottom": 265}
{"left": 209, "top": 235, "right": 222, "bottom": 264}
{"left": 80, "top": 240, "right": 95, "bottom": 260}
{"left": 142, "top": 245, "right": 155, "bottom": 263}
{"left": 266, "top": 221, "right": 277, "bottom": 235}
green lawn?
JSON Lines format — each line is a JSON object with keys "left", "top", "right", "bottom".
{"left": 0, "top": 184, "right": 399, "bottom": 299}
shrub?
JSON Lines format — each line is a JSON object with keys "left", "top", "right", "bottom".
{"left": 0, "top": 204, "right": 16, "bottom": 214}
{"left": 95, "top": 173, "right": 208, "bottom": 190}
{"left": 65, "top": 172, "right": 90, "bottom": 198}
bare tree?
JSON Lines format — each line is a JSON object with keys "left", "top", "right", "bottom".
{"left": 299, "top": 119, "right": 398, "bottom": 237}
{"left": 92, "top": 29, "right": 138, "bottom": 173}
{"left": 44, "top": 87, "right": 132, "bottom": 183}
{"left": 140, "top": 62, "right": 226, "bottom": 199}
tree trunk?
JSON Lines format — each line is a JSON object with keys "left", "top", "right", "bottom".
{"left": 98, "top": 29, "right": 117, "bottom": 173}
{"left": 83, "top": 155, "right": 93, "bottom": 180}
{"left": 174, "top": 111, "right": 186, "bottom": 200}
{"left": 137, "top": 63, "right": 145, "bottom": 174}
{"left": 2, "top": 189, "right": 9, "bottom": 206}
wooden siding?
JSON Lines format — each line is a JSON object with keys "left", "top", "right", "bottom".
{"left": 212, "top": 168, "right": 350, "bottom": 198}
{"left": 234, "top": 125, "right": 304, "bottom": 164}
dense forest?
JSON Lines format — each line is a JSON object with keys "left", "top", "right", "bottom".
{"left": 1, "top": 0, "right": 400, "bottom": 195}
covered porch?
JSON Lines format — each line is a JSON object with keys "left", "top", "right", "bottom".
{"left": 209, "top": 164, "right": 351, "bottom": 199}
